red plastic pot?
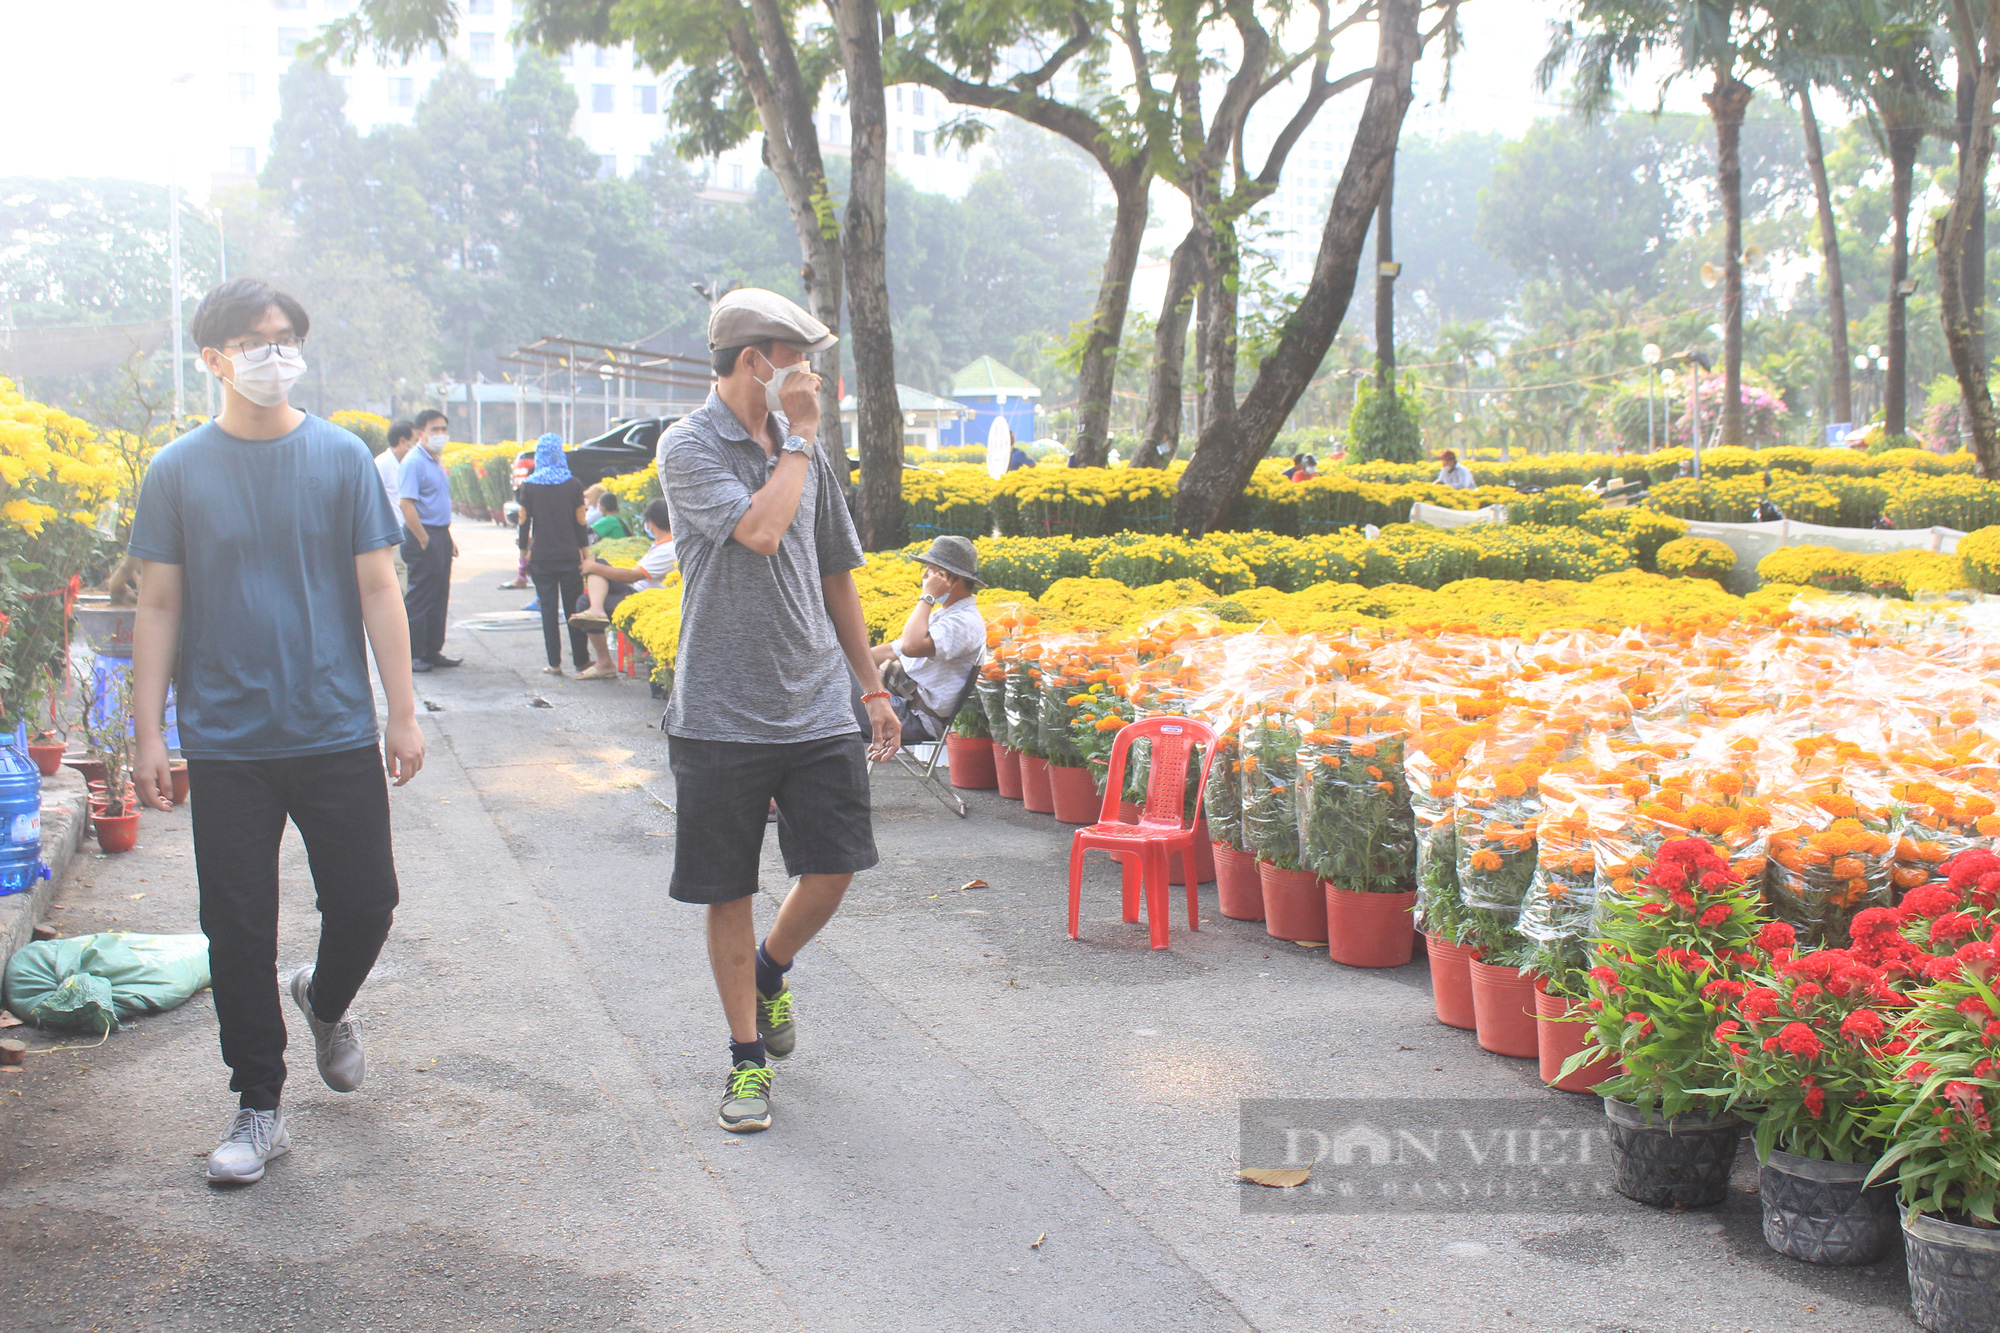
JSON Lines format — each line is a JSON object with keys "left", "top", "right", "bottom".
{"left": 1170, "top": 816, "right": 1215, "bottom": 886}
{"left": 1426, "top": 934, "right": 1477, "bottom": 1030}
{"left": 1469, "top": 958, "right": 1541, "bottom": 1058}
{"left": 1535, "top": 978, "right": 1622, "bottom": 1093}
{"left": 170, "top": 762, "right": 190, "bottom": 806}
{"left": 1213, "top": 842, "right": 1264, "bottom": 920}
{"left": 1259, "top": 862, "right": 1326, "bottom": 942}
{"left": 28, "top": 743, "right": 65, "bottom": 777}
{"left": 945, "top": 734, "right": 997, "bottom": 790}
{"left": 1325, "top": 886, "right": 1418, "bottom": 968}
{"left": 93, "top": 812, "right": 139, "bottom": 853}
{"left": 1019, "top": 754, "right": 1055, "bottom": 814}
{"left": 63, "top": 756, "right": 106, "bottom": 787}
{"left": 1048, "top": 763, "right": 1099, "bottom": 824}
{"left": 1118, "top": 800, "right": 1141, "bottom": 824}
{"left": 992, "top": 744, "right": 1024, "bottom": 800}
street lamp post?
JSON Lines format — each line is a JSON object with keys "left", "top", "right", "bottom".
{"left": 1853, "top": 345, "right": 1888, "bottom": 434}
{"left": 598, "top": 363, "right": 615, "bottom": 434}
{"left": 167, "top": 72, "right": 195, "bottom": 428}
{"left": 1642, "top": 343, "right": 1662, "bottom": 452}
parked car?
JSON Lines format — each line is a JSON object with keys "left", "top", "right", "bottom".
{"left": 508, "top": 418, "right": 679, "bottom": 494}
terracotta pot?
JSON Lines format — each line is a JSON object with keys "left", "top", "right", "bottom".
{"left": 170, "top": 762, "right": 190, "bottom": 806}
{"left": 1535, "top": 978, "right": 1620, "bottom": 1093}
{"left": 1603, "top": 1099, "right": 1742, "bottom": 1210}
{"left": 93, "top": 811, "right": 139, "bottom": 853}
{"left": 944, "top": 734, "right": 997, "bottom": 790}
{"left": 1118, "top": 800, "right": 1141, "bottom": 824}
{"left": 1019, "top": 754, "right": 1055, "bottom": 814}
{"left": 1170, "top": 816, "right": 1215, "bottom": 886}
{"left": 1213, "top": 842, "right": 1264, "bottom": 920}
{"left": 1258, "top": 862, "right": 1326, "bottom": 942}
{"left": 1425, "top": 933, "right": 1477, "bottom": 1030}
{"left": 1048, "top": 763, "right": 1099, "bottom": 824}
{"left": 1325, "top": 886, "right": 1417, "bottom": 968}
{"left": 1904, "top": 1202, "right": 2000, "bottom": 1330}
{"left": 991, "top": 744, "right": 1023, "bottom": 800}
{"left": 28, "top": 743, "right": 65, "bottom": 777}
{"left": 1468, "top": 958, "right": 1540, "bottom": 1058}
{"left": 63, "top": 756, "right": 106, "bottom": 787}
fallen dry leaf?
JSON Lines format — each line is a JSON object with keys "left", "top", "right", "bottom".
{"left": 962, "top": 879, "right": 988, "bottom": 891}
{"left": 1029, "top": 1233, "right": 1045, "bottom": 1249}
{"left": 1239, "top": 1167, "right": 1311, "bottom": 1188}
{"left": 0, "top": 1013, "right": 21, "bottom": 1028}
{"left": 1296, "top": 941, "right": 1326, "bottom": 948}
{"left": 127, "top": 893, "right": 145, "bottom": 901}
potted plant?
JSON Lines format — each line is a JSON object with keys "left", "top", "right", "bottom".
{"left": 1525, "top": 776, "right": 1620, "bottom": 1090}
{"left": 1577, "top": 836, "right": 1764, "bottom": 1209}
{"left": 1243, "top": 708, "right": 1319, "bottom": 942}
{"left": 1004, "top": 656, "right": 1054, "bottom": 814}
{"left": 945, "top": 702, "right": 997, "bottom": 790}
{"left": 1869, "top": 944, "right": 2000, "bottom": 1331}
{"left": 1456, "top": 739, "right": 1546, "bottom": 1058}
{"left": 1411, "top": 742, "right": 1474, "bottom": 1029}
{"left": 81, "top": 673, "right": 139, "bottom": 854}
{"left": 1205, "top": 725, "right": 1263, "bottom": 920}
{"left": 1722, "top": 937, "right": 1901, "bottom": 1264}
{"left": 27, "top": 672, "right": 66, "bottom": 777}
{"left": 975, "top": 668, "right": 1021, "bottom": 800}
{"left": 1040, "top": 659, "right": 1100, "bottom": 824}
{"left": 1300, "top": 714, "right": 1417, "bottom": 968}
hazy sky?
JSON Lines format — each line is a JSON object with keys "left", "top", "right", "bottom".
{"left": 0, "top": 0, "right": 1727, "bottom": 195}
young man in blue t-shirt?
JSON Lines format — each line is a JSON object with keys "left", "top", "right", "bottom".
{"left": 129, "top": 279, "right": 426, "bottom": 1186}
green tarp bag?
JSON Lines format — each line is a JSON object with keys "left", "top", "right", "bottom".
{"left": 3, "top": 933, "right": 211, "bottom": 1032}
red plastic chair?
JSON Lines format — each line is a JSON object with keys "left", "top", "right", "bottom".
{"left": 1067, "top": 715, "right": 1218, "bottom": 950}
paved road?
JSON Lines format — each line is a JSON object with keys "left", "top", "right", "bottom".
{"left": 0, "top": 525, "right": 1921, "bottom": 1332}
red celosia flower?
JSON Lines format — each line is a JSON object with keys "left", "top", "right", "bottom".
{"left": 1931, "top": 913, "right": 1982, "bottom": 945}
{"left": 1840, "top": 1009, "right": 1887, "bottom": 1045}
{"left": 1945, "top": 1081, "right": 1993, "bottom": 1132}
{"left": 1984, "top": 1020, "right": 2000, "bottom": 1044}
{"left": 1637, "top": 902, "right": 1669, "bottom": 917}
{"left": 1955, "top": 941, "right": 2000, "bottom": 983}
{"left": 1703, "top": 978, "right": 1746, "bottom": 1002}
{"left": 1802, "top": 1078, "right": 1825, "bottom": 1119}
{"left": 1756, "top": 922, "right": 1797, "bottom": 954}
{"left": 1624, "top": 1012, "right": 1654, "bottom": 1038}
{"left": 1697, "top": 903, "right": 1731, "bottom": 927}
{"left": 1775, "top": 1022, "right": 1823, "bottom": 1060}
{"left": 1740, "top": 987, "right": 1780, "bottom": 1022}
{"left": 1901, "top": 884, "right": 1962, "bottom": 918}
{"left": 1958, "top": 996, "right": 1996, "bottom": 1021}
{"left": 1790, "top": 982, "right": 1825, "bottom": 1007}
{"left": 1669, "top": 887, "right": 1695, "bottom": 912}
{"left": 1946, "top": 849, "right": 2000, "bottom": 893}
{"left": 1714, "top": 1019, "right": 1742, "bottom": 1040}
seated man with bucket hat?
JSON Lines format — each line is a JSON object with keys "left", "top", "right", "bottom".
{"left": 866, "top": 535, "right": 986, "bottom": 743}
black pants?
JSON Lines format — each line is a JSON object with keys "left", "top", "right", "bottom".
{"left": 188, "top": 745, "right": 400, "bottom": 1110}
{"left": 530, "top": 561, "right": 589, "bottom": 670}
{"left": 403, "top": 524, "right": 453, "bottom": 659}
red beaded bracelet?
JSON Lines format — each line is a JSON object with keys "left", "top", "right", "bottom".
{"left": 860, "top": 690, "right": 891, "bottom": 703}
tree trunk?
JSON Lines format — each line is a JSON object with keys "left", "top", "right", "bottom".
{"left": 730, "top": 7, "right": 843, "bottom": 434}
{"left": 1886, "top": 121, "right": 1923, "bottom": 438}
{"left": 1704, "top": 77, "right": 1752, "bottom": 448}
{"left": 1070, "top": 163, "right": 1151, "bottom": 467}
{"left": 1134, "top": 227, "right": 1206, "bottom": 468}
{"left": 828, "top": 0, "right": 900, "bottom": 548}
{"left": 1941, "top": 0, "right": 2000, "bottom": 478}
{"left": 1963, "top": 60, "right": 1992, "bottom": 384}
{"left": 1174, "top": 0, "right": 1421, "bottom": 534}
{"left": 1199, "top": 217, "right": 1240, "bottom": 431}
{"left": 1374, "top": 160, "right": 1396, "bottom": 388}
{"left": 1799, "top": 87, "right": 1853, "bottom": 428}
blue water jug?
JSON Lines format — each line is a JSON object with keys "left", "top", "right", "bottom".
{"left": 0, "top": 731, "right": 45, "bottom": 897}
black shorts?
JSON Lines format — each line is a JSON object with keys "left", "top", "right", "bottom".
{"left": 666, "top": 732, "right": 879, "bottom": 903}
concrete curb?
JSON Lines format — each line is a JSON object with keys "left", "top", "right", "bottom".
{"left": 0, "top": 767, "right": 88, "bottom": 983}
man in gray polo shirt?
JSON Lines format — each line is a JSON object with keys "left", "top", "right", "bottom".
{"left": 658, "top": 288, "right": 900, "bottom": 1134}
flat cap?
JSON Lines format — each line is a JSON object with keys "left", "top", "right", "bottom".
{"left": 707, "top": 288, "right": 838, "bottom": 354}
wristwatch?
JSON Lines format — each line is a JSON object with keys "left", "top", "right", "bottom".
{"left": 781, "top": 434, "right": 813, "bottom": 458}
{"left": 919, "top": 593, "right": 941, "bottom": 607}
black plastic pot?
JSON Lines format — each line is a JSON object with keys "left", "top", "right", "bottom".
{"left": 1759, "top": 1149, "right": 1897, "bottom": 1265}
{"left": 1904, "top": 1204, "right": 2000, "bottom": 1333}
{"left": 1603, "top": 1098, "right": 1742, "bottom": 1209}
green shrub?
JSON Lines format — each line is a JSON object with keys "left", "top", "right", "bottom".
{"left": 1347, "top": 378, "right": 1424, "bottom": 464}
{"left": 1655, "top": 537, "right": 1737, "bottom": 581}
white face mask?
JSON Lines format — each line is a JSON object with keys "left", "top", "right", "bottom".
{"left": 756, "top": 353, "right": 803, "bottom": 414}
{"left": 422, "top": 433, "right": 448, "bottom": 456}
{"left": 224, "top": 349, "right": 306, "bottom": 408}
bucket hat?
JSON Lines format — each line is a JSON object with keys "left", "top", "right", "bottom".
{"left": 907, "top": 535, "right": 983, "bottom": 587}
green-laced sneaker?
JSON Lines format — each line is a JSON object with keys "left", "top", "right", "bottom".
{"left": 718, "top": 1060, "right": 774, "bottom": 1133}
{"left": 757, "top": 985, "right": 796, "bottom": 1060}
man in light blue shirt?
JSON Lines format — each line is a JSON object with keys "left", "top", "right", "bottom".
{"left": 397, "top": 408, "right": 460, "bottom": 672}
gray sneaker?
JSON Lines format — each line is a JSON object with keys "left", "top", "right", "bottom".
{"left": 718, "top": 1061, "right": 774, "bottom": 1133}
{"left": 206, "top": 1107, "right": 291, "bottom": 1184}
{"left": 289, "top": 965, "right": 366, "bottom": 1093}
{"left": 757, "top": 984, "right": 796, "bottom": 1060}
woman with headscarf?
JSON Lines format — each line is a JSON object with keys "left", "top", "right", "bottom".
{"left": 515, "top": 433, "right": 595, "bottom": 677}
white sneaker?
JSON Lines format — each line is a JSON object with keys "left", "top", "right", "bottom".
{"left": 290, "top": 965, "right": 366, "bottom": 1092}
{"left": 206, "top": 1107, "right": 290, "bottom": 1184}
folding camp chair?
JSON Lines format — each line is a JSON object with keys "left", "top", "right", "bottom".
{"left": 868, "top": 652, "right": 985, "bottom": 818}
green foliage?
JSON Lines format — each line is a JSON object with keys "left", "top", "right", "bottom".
{"left": 1347, "top": 378, "right": 1425, "bottom": 465}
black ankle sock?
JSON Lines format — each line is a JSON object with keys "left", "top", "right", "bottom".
{"left": 730, "top": 1038, "right": 766, "bottom": 1068}
{"left": 755, "top": 940, "right": 792, "bottom": 997}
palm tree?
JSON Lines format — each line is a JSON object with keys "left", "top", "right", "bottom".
{"left": 1541, "top": 1, "right": 1782, "bottom": 449}
{"left": 1434, "top": 320, "right": 1497, "bottom": 430}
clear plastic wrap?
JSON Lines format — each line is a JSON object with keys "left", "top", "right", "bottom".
{"left": 1296, "top": 689, "right": 1415, "bottom": 893}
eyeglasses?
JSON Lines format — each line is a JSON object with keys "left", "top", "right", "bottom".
{"left": 222, "top": 336, "right": 305, "bottom": 364}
